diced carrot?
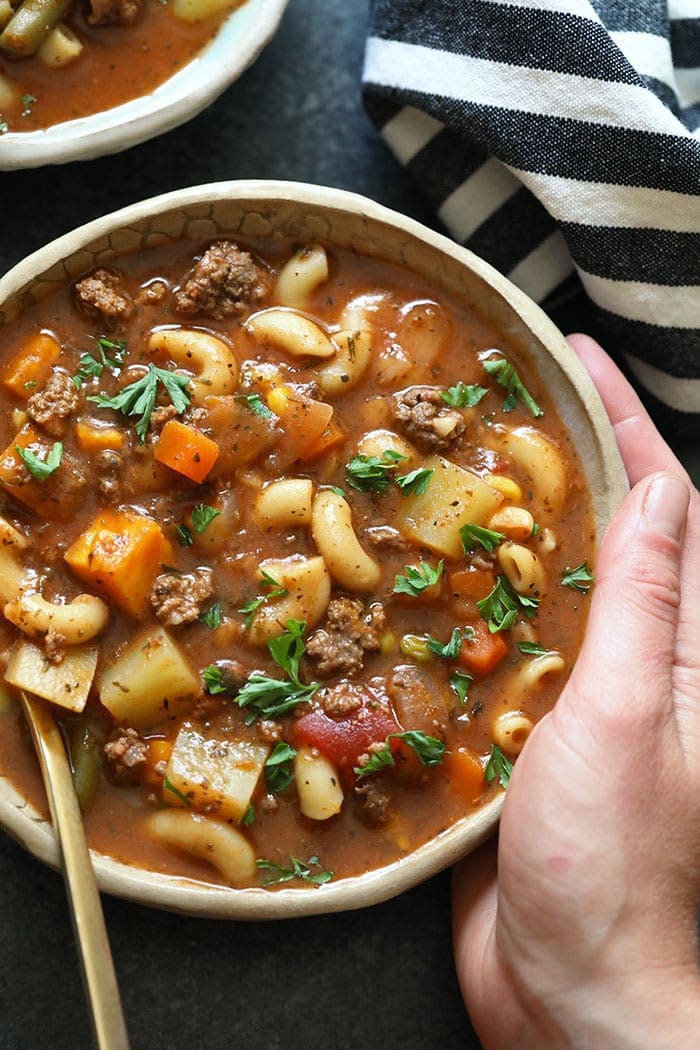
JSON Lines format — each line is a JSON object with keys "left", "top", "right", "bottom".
{"left": 2, "top": 333, "right": 60, "bottom": 399}
{"left": 154, "top": 419, "right": 219, "bottom": 484}
{"left": 458, "top": 620, "right": 508, "bottom": 676}
{"left": 302, "top": 418, "right": 345, "bottom": 462}
{"left": 64, "top": 509, "right": 174, "bottom": 618}
{"left": 74, "top": 420, "right": 126, "bottom": 453}
{"left": 266, "top": 384, "right": 334, "bottom": 460}
{"left": 0, "top": 425, "right": 77, "bottom": 521}
{"left": 142, "top": 738, "right": 174, "bottom": 786}
{"left": 444, "top": 747, "right": 486, "bottom": 805}
{"left": 448, "top": 569, "right": 496, "bottom": 603}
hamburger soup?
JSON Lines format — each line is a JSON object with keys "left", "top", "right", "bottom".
{"left": 0, "top": 237, "right": 595, "bottom": 890}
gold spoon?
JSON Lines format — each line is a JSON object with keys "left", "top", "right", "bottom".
{"left": 20, "top": 691, "right": 131, "bottom": 1050}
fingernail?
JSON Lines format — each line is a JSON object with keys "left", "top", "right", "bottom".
{"left": 643, "top": 475, "right": 690, "bottom": 542}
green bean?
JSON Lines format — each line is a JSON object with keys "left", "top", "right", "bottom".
{"left": 68, "top": 720, "right": 101, "bottom": 813}
{"left": 0, "top": 0, "right": 75, "bottom": 58}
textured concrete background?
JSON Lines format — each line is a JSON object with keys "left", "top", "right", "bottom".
{"left": 0, "top": 1, "right": 697, "bottom": 1047}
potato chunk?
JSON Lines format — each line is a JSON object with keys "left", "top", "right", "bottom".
{"left": 393, "top": 455, "right": 503, "bottom": 558}
{"left": 165, "top": 724, "right": 269, "bottom": 821}
{"left": 5, "top": 640, "right": 98, "bottom": 713}
{"left": 99, "top": 627, "right": 199, "bottom": 727}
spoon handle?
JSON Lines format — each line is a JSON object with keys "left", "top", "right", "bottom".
{"left": 20, "top": 692, "right": 130, "bottom": 1050}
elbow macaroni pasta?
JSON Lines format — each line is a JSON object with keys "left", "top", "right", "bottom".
{"left": 148, "top": 328, "right": 238, "bottom": 400}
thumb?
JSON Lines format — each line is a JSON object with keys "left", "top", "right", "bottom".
{"left": 562, "top": 471, "right": 689, "bottom": 743}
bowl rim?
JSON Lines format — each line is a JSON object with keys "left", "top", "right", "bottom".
{"left": 0, "top": 180, "right": 628, "bottom": 919}
{"left": 0, "top": 0, "right": 290, "bottom": 171}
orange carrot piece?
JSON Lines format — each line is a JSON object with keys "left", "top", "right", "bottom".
{"left": 444, "top": 748, "right": 486, "bottom": 804}
{"left": 64, "top": 509, "right": 173, "bottom": 618}
{"left": 154, "top": 419, "right": 219, "bottom": 484}
{"left": 74, "top": 421, "right": 126, "bottom": 453}
{"left": 2, "top": 333, "right": 60, "bottom": 399}
{"left": 448, "top": 569, "right": 496, "bottom": 603}
{"left": 142, "top": 739, "right": 175, "bottom": 785}
{"left": 458, "top": 620, "right": 508, "bottom": 675}
{"left": 0, "top": 425, "right": 74, "bottom": 520}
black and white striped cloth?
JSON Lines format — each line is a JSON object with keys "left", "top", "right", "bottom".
{"left": 363, "top": 0, "right": 700, "bottom": 437}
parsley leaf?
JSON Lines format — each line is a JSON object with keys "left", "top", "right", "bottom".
{"left": 176, "top": 524, "right": 194, "bottom": 547}
{"left": 354, "top": 731, "right": 446, "bottom": 779}
{"left": 518, "top": 641, "right": 556, "bottom": 656}
{"left": 484, "top": 744, "right": 513, "bottom": 788}
{"left": 243, "top": 393, "right": 275, "bottom": 420}
{"left": 15, "top": 442, "right": 63, "bottom": 479}
{"left": 0, "top": 120, "right": 8, "bottom": 135}
{"left": 21, "top": 93, "right": 36, "bottom": 117}
{"left": 346, "top": 449, "right": 407, "bottom": 494}
{"left": 256, "top": 855, "right": 333, "bottom": 886}
{"left": 264, "top": 742, "right": 297, "bottom": 793}
{"left": 191, "top": 504, "right": 220, "bottom": 534}
{"left": 240, "top": 803, "right": 255, "bottom": 827}
{"left": 238, "top": 570, "right": 288, "bottom": 630}
{"left": 561, "top": 561, "right": 594, "bottom": 592}
{"left": 477, "top": 575, "right": 539, "bottom": 633}
{"left": 426, "top": 627, "right": 465, "bottom": 659}
{"left": 449, "top": 670, "right": 473, "bottom": 706}
{"left": 88, "top": 363, "right": 191, "bottom": 442}
{"left": 202, "top": 665, "right": 227, "bottom": 694}
{"left": 482, "top": 357, "right": 543, "bottom": 418}
{"left": 199, "top": 601, "right": 222, "bottom": 629}
{"left": 394, "top": 560, "right": 444, "bottom": 597}
{"left": 459, "top": 523, "right": 506, "bottom": 553}
{"left": 235, "top": 619, "right": 318, "bottom": 723}
{"left": 163, "top": 774, "right": 192, "bottom": 807}
{"left": 73, "top": 337, "right": 126, "bottom": 388}
{"left": 440, "top": 381, "right": 488, "bottom": 408}
{"left": 395, "top": 467, "right": 434, "bottom": 497}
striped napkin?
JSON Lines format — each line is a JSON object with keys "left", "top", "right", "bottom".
{"left": 363, "top": 0, "right": 700, "bottom": 436}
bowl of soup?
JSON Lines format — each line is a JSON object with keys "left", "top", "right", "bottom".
{"left": 0, "top": 181, "right": 626, "bottom": 917}
{"left": 0, "top": 0, "right": 289, "bottom": 169}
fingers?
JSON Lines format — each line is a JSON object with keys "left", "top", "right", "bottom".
{"left": 451, "top": 840, "right": 499, "bottom": 1035}
{"left": 564, "top": 471, "right": 689, "bottom": 750}
{"left": 566, "top": 333, "right": 688, "bottom": 488}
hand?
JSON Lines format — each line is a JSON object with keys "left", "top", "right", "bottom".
{"left": 452, "top": 334, "right": 700, "bottom": 1048}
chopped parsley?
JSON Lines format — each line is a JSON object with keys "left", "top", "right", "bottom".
{"left": 459, "top": 523, "right": 505, "bottom": 553}
{"left": 243, "top": 393, "right": 275, "bottom": 420}
{"left": 202, "top": 665, "right": 227, "bottom": 694}
{"left": 561, "top": 561, "right": 594, "bottom": 592}
{"left": 395, "top": 467, "right": 434, "bottom": 497}
{"left": 354, "top": 731, "right": 446, "bottom": 779}
{"left": 239, "top": 803, "right": 255, "bottom": 827}
{"left": 477, "top": 575, "right": 539, "bottom": 633}
{"left": 449, "top": 671, "right": 473, "bottom": 706}
{"left": 482, "top": 357, "right": 543, "bottom": 418}
{"left": 238, "top": 570, "right": 289, "bottom": 630}
{"left": 199, "top": 601, "right": 222, "bottom": 630}
{"left": 163, "top": 775, "right": 192, "bottom": 807}
{"left": 21, "top": 94, "right": 36, "bottom": 117}
{"left": 15, "top": 442, "right": 63, "bottom": 479}
{"left": 256, "top": 855, "right": 333, "bottom": 886}
{"left": 394, "top": 560, "right": 444, "bottom": 597}
{"left": 530, "top": 522, "right": 541, "bottom": 539}
{"left": 88, "top": 363, "right": 191, "bottom": 442}
{"left": 191, "top": 503, "right": 220, "bottom": 534}
{"left": 426, "top": 627, "right": 465, "bottom": 660}
{"left": 440, "top": 381, "right": 488, "bottom": 408}
{"left": 484, "top": 744, "right": 513, "bottom": 788}
{"left": 264, "top": 742, "right": 297, "bottom": 794}
{"left": 175, "top": 524, "right": 194, "bottom": 547}
{"left": 518, "top": 641, "right": 556, "bottom": 656}
{"left": 73, "top": 337, "right": 126, "bottom": 388}
{"left": 0, "top": 120, "right": 8, "bottom": 135}
{"left": 346, "top": 449, "right": 407, "bottom": 494}
{"left": 235, "top": 619, "right": 318, "bottom": 723}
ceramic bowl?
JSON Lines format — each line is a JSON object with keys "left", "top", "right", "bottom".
{"left": 0, "top": 181, "right": 627, "bottom": 917}
{"left": 0, "top": 0, "right": 289, "bottom": 171}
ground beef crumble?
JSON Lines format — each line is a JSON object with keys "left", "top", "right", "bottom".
{"left": 354, "top": 775, "right": 391, "bottom": 824}
{"left": 88, "top": 0, "right": 141, "bottom": 24}
{"left": 26, "top": 371, "right": 79, "bottom": 437}
{"left": 319, "top": 681, "right": 366, "bottom": 717}
{"left": 74, "top": 268, "right": 135, "bottom": 325}
{"left": 391, "top": 385, "right": 465, "bottom": 452}
{"left": 307, "top": 598, "right": 386, "bottom": 678}
{"left": 174, "top": 241, "right": 270, "bottom": 320}
{"left": 150, "top": 568, "right": 213, "bottom": 626}
{"left": 103, "top": 727, "right": 149, "bottom": 783}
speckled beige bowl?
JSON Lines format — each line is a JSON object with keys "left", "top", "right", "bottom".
{"left": 0, "top": 181, "right": 627, "bottom": 918}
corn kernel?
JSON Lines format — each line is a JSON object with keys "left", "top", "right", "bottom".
{"left": 380, "top": 630, "right": 397, "bottom": 655}
{"left": 486, "top": 474, "right": 522, "bottom": 502}
{"left": 399, "top": 634, "right": 434, "bottom": 664}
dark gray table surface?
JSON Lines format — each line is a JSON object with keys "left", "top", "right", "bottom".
{"left": 0, "top": 2, "right": 697, "bottom": 1048}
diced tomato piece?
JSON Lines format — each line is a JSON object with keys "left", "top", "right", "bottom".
{"left": 293, "top": 704, "right": 402, "bottom": 782}
{"left": 458, "top": 620, "right": 508, "bottom": 675}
